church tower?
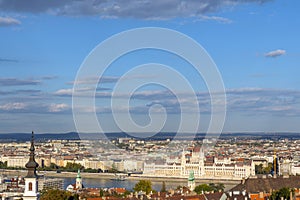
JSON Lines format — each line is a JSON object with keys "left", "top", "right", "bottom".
{"left": 188, "top": 170, "right": 195, "bottom": 191}
{"left": 75, "top": 169, "right": 82, "bottom": 190}
{"left": 23, "top": 131, "right": 39, "bottom": 200}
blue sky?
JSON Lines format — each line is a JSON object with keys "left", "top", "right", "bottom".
{"left": 0, "top": 0, "right": 300, "bottom": 133}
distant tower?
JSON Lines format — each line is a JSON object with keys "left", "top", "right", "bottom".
{"left": 188, "top": 170, "right": 195, "bottom": 191}
{"left": 199, "top": 147, "right": 205, "bottom": 176}
{"left": 75, "top": 169, "right": 82, "bottom": 190}
{"left": 23, "top": 131, "right": 39, "bottom": 200}
{"left": 200, "top": 146, "right": 204, "bottom": 160}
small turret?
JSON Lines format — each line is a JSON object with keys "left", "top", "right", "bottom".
{"left": 188, "top": 170, "right": 195, "bottom": 191}
{"left": 76, "top": 169, "right": 82, "bottom": 190}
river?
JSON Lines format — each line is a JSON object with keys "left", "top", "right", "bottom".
{"left": 60, "top": 177, "right": 237, "bottom": 191}
{"left": 61, "top": 177, "right": 186, "bottom": 191}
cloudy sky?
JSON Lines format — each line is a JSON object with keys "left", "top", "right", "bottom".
{"left": 0, "top": 0, "right": 299, "bottom": 134}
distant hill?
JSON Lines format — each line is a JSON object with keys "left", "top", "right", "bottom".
{"left": 0, "top": 132, "right": 80, "bottom": 142}
{"left": 0, "top": 131, "right": 299, "bottom": 142}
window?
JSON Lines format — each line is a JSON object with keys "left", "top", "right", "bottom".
{"left": 29, "top": 182, "right": 33, "bottom": 191}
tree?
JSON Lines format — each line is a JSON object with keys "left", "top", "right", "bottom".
{"left": 100, "top": 189, "right": 104, "bottom": 197}
{"left": 64, "top": 162, "right": 83, "bottom": 172}
{"left": 270, "top": 187, "right": 294, "bottom": 200}
{"left": 264, "top": 163, "right": 273, "bottom": 174}
{"left": 208, "top": 183, "right": 225, "bottom": 192}
{"left": 50, "top": 163, "right": 58, "bottom": 169}
{"left": 255, "top": 164, "right": 264, "bottom": 174}
{"left": 194, "top": 184, "right": 213, "bottom": 194}
{"left": 161, "top": 181, "right": 166, "bottom": 192}
{"left": 0, "top": 161, "right": 7, "bottom": 168}
{"left": 133, "top": 180, "right": 153, "bottom": 194}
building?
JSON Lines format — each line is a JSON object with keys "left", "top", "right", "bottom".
{"left": 143, "top": 146, "right": 255, "bottom": 179}
{"left": 38, "top": 178, "right": 64, "bottom": 191}
{"left": 187, "top": 170, "right": 195, "bottom": 191}
{"left": 66, "top": 169, "right": 83, "bottom": 193}
{"left": 229, "top": 176, "right": 300, "bottom": 200}
{"left": 23, "top": 131, "right": 39, "bottom": 200}
{"left": 75, "top": 169, "right": 82, "bottom": 190}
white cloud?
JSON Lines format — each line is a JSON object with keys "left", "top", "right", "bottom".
{"left": 0, "top": 16, "right": 21, "bottom": 26}
{"left": 0, "top": 102, "right": 26, "bottom": 111}
{"left": 48, "top": 103, "right": 69, "bottom": 113}
{"left": 54, "top": 88, "right": 73, "bottom": 96}
{"left": 196, "top": 15, "right": 233, "bottom": 24}
{"left": 265, "top": 49, "right": 286, "bottom": 58}
{"left": 0, "top": 0, "right": 272, "bottom": 20}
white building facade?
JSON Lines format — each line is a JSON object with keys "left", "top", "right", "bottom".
{"left": 143, "top": 147, "right": 255, "bottom": 180}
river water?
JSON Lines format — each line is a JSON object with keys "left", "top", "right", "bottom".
{"left": 63, "top": 177, "right": 183, "bottom": 191}
{"left": 62, "top": 177, "right": 237, "bottom": 191}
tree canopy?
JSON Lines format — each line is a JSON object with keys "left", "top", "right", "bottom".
{"left": 270, "top": 187, "right": 293, "bottom": 200}
{"left": 133, "top": 180, "right": 153, "bottom": 194}
{"left": 194, "top": 183, "right": 225, "bottom": 194}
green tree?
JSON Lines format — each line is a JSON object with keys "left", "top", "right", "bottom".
{"left": 133, "top": 180, "right": 153, "bottom": 194}
{"left": 0, "top": 161, "right": 7, "bottom": 168}
{"left": 64, "top": 162, "right": 83, "bottom": 172}
{"left": 194, "top": 184, "right": 213, "bottom": 194}
{"left": 270, "top": 187, "right": 293, "bottom": 200}
{"left": 255, "top": 164, "right": 264, "bottom": 174}
{"left": 100, "top": 189, "right": 104, "bottom": 197}
{"left": 50, "top": 163, "right": 58, "bottom": 169}
{"left": 161, "top": 181, "right": 166, "bottom": 192}
{"left": 264, "top": 163, "right": 273, "bottom": 174}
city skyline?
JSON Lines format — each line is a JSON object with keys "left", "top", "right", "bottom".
{"left": 0, "top": 0, "right": 300, "bottom": 133}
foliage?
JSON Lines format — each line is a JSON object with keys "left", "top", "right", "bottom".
{"left": 270, "top": 187, "right": 294, "bottom": 200}
{"left": 209, "top": 183, "right": 225, "bottom": 192}
{"left": 161, "top": 181, "right": 167, "bottom": 192}
{"left": 40, "top": 189, "right": 78, "bottom": 200}
{"left": 0, "top": 161, "right": 8, "bottom": 168}
{"left": 38, "top": 163, "right": 58, "bottom": 171}
{"left": 194, "top": 183, "right": 224, "bottom": 194}
{"left": 64, "top": 162, "right": 84, "bottom": 172}
{"left": 255, "top": 163, "right": 273, "bottom": 174}
{"left": 83, "top": 168, "right": 98, "bottom": 173}
{"left": 133, "top": 180, "right": 153, "bottom": 194}
{"left": 100, "top": 189, "right": 104, "bottom": 197}
{"left": 194, "top": 184, "right": 213, "bottom": 194}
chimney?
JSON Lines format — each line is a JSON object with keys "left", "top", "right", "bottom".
{"left": 259, "top": 192, "right": 263, "bottom": 199}
{"left": 290, "top": 191, "right": 293, "bottom": 200}
{"left": 229, "top": 192, "right": 232, "bottom": 197}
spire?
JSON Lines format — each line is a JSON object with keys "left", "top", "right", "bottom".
{"left": 25, "top": 131, "right": 39, "bottom": 178}
{"left": 77, "top": 169, "right": 81, "bottom": 179}
{"left": 188, "top": 170, "right": 195, "bottom": 181}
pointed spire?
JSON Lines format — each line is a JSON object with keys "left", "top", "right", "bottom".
{"left": 25, "top": 131, "right": 39, "bottom": 178}
{"left": 77, "top": 169, "right": 81, "bottom": 179}
{"left": 30, "top": 131, "right": 35, "bottom": 151}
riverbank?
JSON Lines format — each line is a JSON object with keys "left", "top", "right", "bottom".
{"left": 0, "top": 169, "right": 240, "bottom": 185}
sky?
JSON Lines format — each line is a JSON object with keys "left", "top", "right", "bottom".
{"left": 0, "top": 0, "right": 300, "bottom": 134}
